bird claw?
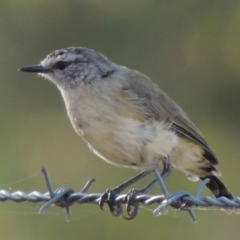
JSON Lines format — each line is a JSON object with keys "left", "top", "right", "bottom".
{"left": 123, "top": 188, "right": 142, "bottom": 220}
{"left": 99, "top": 188, "right": 123, "bottom": 216}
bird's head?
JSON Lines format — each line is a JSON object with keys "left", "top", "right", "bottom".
{"left": 19, "top": 47, "right": 116, "bottom": 89}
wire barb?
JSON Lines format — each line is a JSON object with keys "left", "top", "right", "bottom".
{"left": 0, "top": 167, "right": 239, "bottom": 222}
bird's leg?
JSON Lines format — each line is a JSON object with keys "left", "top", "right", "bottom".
{"left": 161, "top": 156, "right": 173, "bottom": 179}
{"left": 124, "top": 157, "right": 172, "bottom": 219}
{"left": 99, "top": 169, "right": 154, "bottom": 216}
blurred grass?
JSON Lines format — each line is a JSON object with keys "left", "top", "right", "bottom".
{"left": 0, "top": 0, "right": 240, "bottom": 239}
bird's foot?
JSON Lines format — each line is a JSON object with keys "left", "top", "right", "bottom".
{"left": 99, "top": 187, "right": 123, "bottom": 216}
{"left": 123, "top": 188, "right": 143, "bottom": 220}
{"left": 123, "top": 179, "right": 157, "bottom": 220}
{"left": 99, "top": 169, "right": 154, "bottom": 216}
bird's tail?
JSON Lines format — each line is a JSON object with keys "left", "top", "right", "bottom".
{"left": 200, "top": 175, "right": 233, "bottom": 199}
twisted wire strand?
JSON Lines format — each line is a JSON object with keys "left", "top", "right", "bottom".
{"left": 0, "top": 166, "right": 239, "bottom": 222}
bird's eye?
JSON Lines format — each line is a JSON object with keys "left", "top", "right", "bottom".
{"left": 54, "top": 61, "right": 70, "bottom": 70}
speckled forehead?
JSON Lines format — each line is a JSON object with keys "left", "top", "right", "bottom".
{"left": 41, "top": 49, "right": 85, "bottom": 66}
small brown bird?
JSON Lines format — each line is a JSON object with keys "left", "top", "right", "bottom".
{"left": 19, "top": 47, "right": 233, "bottom": 204}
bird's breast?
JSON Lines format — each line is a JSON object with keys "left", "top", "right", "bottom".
{"left": 59, "top": 85, "right": 144, "bottom": 167}
{"left": 59, "top": 84, "right": 178, "bottom": 169}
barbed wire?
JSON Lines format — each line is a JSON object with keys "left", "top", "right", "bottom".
{"left": 0, "top": 166, "right": 239, "bottom": 222}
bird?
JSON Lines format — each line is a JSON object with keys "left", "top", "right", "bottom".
{"left": 19, "top": 47, "right": 233, "bottom": 211}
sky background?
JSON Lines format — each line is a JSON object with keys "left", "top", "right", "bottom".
{"left": 1, "top": 1, "right": 240, "bottom": 239}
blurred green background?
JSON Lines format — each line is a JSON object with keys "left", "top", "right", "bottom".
{"left": 1, "top": 0, "right": 240, "bottom": 239}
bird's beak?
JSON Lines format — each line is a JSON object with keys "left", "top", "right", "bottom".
{"left": 18, "top": 64, "right": 51, "bottom": 73}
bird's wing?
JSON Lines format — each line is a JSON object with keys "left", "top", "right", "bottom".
{"left": 121, "top": 72, "right": 218, "bottom": 165}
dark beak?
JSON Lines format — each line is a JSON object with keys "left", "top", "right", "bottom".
{"left": 18, "top": 64, "right": 51, "bottom": 73}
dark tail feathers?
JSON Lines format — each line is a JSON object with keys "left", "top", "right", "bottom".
{"left": 200, "top": 176, "right": 233, "bottom": 199}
